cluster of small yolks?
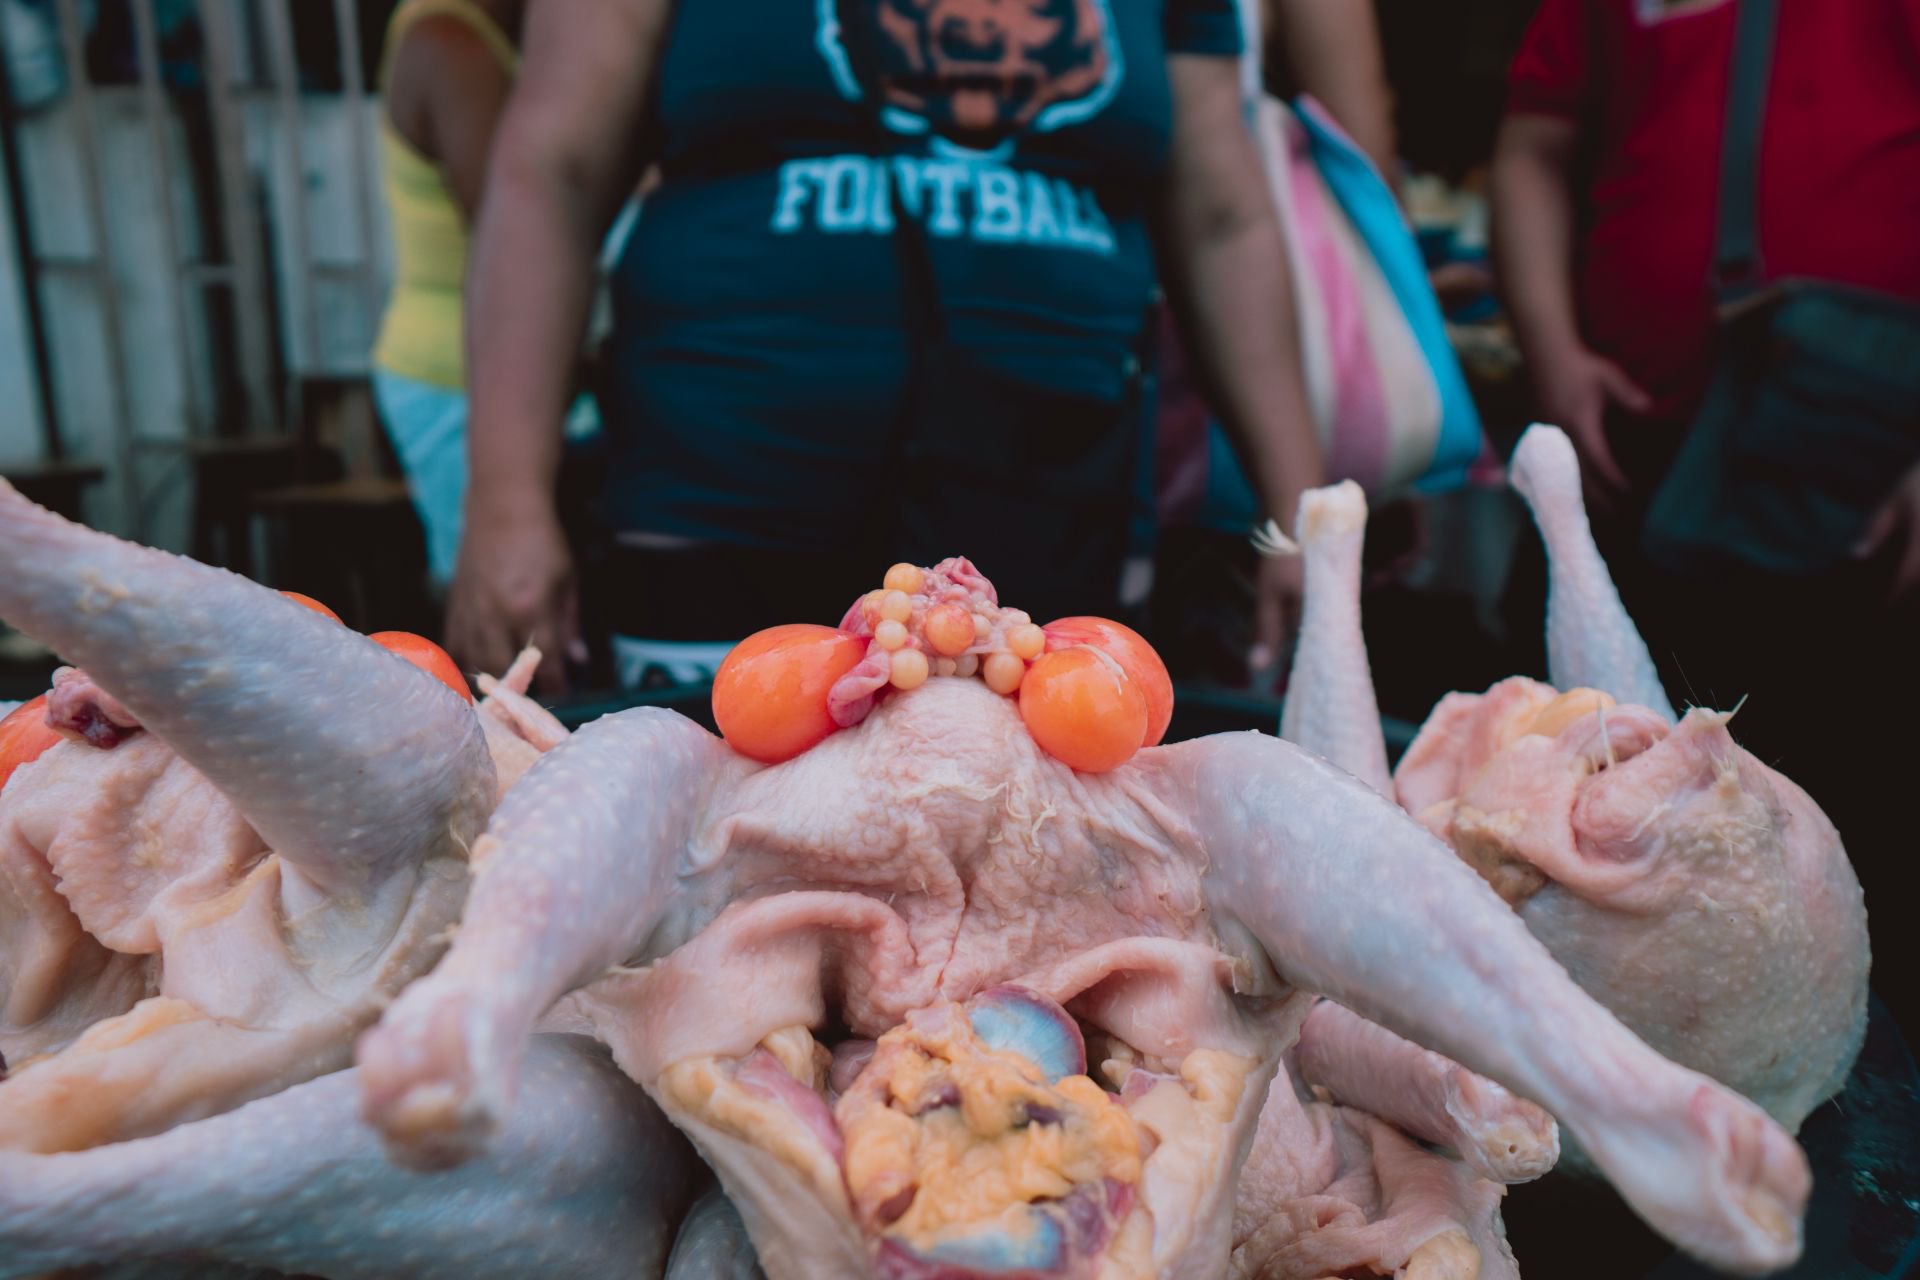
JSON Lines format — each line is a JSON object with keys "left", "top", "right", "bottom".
{"left": 713, "top": 561, "right": 1175, "bottom": 772}
{"left": 855, "top": 562, "right": 1048, "bottom": 697}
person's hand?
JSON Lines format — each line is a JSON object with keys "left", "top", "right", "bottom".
{"left": 1856, "top": 461, "right": 1920, "bottom": 603}
{"left": 1428, "top": 261, "right": 1494, "bottom": 310}
{"left": 1532, "top": 343, "right": 1652, "bottom": 511}
{"left": 1249, "top": 550, "right": 1305, "bottom": 691}
{"left": 445, "top": 492, "right": 583, "bottom": 696}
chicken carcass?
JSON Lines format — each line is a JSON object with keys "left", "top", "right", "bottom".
{"left": 0, "top": 477, "right": 517, "bottom": 1153}
{"left": 1277, "top": 427, "right": 1871, "bottom": 1146}
{"left": 355, "top": 557, "right": 1811, "bottom": 1278}
{"left": 0, "top": 482, "right": 722, "bottom": 1278}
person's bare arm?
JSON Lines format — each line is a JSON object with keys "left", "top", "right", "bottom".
{"left": 385, "top": 16, "right": 514, "bottom": 220}
{"left": 1157, "top": 54, "right": 1327, "bottom": 674}
{"left": 1491, "top": 113, "right": 1648, "bottom": 499}
{"left": 1491, "top": 114, "right": 1583, "bottom": 367}
{"left": 1270, "top": 0, "right": 1397, "bottom": 185}
{"left": 449, "top": 0, "right": 672, "bottom": 691}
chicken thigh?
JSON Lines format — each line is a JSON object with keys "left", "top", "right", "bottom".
{"left": 356, "top": 558, "right": 1811, "bottom": 1278}
{"left": 1279, "top": 427, "right": 1871, "bottom": 1145}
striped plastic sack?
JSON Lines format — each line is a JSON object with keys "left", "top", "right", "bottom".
{"left": 1156, "top": 95, "right": 1485, "bottom": 531}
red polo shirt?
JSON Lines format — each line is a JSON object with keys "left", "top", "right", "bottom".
{"left": 1508, "top": 0, "right": 1920, "bottom": 420}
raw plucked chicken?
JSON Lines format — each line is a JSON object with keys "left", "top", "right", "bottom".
{"left": 1277, "top": 426, "right": 1870, "bottom": 1151}
{"left": 0, "top": 487, "right": 475, "bottom": 1151}
{"left": 0, "top": 479, "right": 711, "bottom": 1278}
{"left": 349, "top": 556, "right": 1812, "bottom": 1278}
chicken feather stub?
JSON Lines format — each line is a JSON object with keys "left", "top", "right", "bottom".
{"left": 357, "top": 564, "right": 1812, "bottom": 1278}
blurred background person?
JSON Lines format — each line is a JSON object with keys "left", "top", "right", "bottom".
{"left": 1493, "top": 0, "right": 1920, "bottom": 1024}
{"left": 1493, "top": 0, "right": 1920, "bottom": 528}
{"left": 1259, "top": 0, "right": 1397, "bottom": 184}
{"left": 444, "top": 0, "right": 1327, "bottom": 695}
{"left": 1092, "top": 0, "right": 1415, "bottom": 699}
{"left": 1155, "top": 0, "right": 1457, "bottom": 695}
{"left": 370, "top": 0, "right": 521, "bottom": 589}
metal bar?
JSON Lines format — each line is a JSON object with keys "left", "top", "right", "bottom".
{"left": 329, "top": 0, "right": 383, "bottom": 323}
{"left": 55, "top": 0, "right": 141, "bottom": 530}
{"left": 130, "top": 0, "right": 208, "bottom": 437}
{"left": 197, "top": 0, "right": 276, "bottom": 432}
{"left": 0, "top": 12, "right": 67, "bottom": 460}
{"left": 181, "top": 262, "right": 240, "bottom": 286}
{"left": 34, "top": 256, "right": 105, "bottom": 275}
{"left": 258, "top": 0, "right": 319, "bottom": 373}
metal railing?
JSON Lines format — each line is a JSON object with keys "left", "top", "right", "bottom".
{"left": 0, "top": 0, "right": 389, "bottom": 541}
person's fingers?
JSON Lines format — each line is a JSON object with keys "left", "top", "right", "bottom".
{"left": 1250, "top": 556, "right": 1302, "bottom": 692}
{"left": 1563, "top": 408, "right": 1630, "bottom": 497}
{"left": 562, "top": 582, "right": 589, "bottom": 668}
{"left": 1892, "top": 528, "right": 1920, "bottom": 604}
{"left": 472, "top": 620, "right": 521, "bottom": 691}
{"left": 556, "top": 579, "right": 583, "bottom": 675}
{"left": 443, "top": 585, "right": 503, "bottom": 683}
{"left": 1250, "top": 576, "right": 1284, "bottom": 683}
{"left": 531, "top": 606, "right": 572, "bottom": 697}
{"left": 1595, "top": 359, "right": 1655, "bottom": 414}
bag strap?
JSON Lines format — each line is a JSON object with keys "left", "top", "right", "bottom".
{"left": 1713, "top": 0, "right": 1779, "bottom": 305}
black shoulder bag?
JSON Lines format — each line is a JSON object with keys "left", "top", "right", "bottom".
{"left": 1640, "top": 0, "right": 1920, "bottom": 578}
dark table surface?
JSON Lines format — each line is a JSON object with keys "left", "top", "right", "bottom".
{"left": 1504, "top": 995, "right": 1920, "bottom": 1280}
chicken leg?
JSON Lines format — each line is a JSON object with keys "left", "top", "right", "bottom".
{"left": 1277, "top": 481, "right": 1391, "bottom": 795}
{"left": 357, "top": 706, "right": 740, "bottom": 1167}
{"left": 0, "top": 479, "right": 494, "bottom": 900}
{"left": 1507, "top": 425, "right": 1674, "bottom": 720}
{"left": 1277, "top": 482, "right": 1559, "bottom": 1185}
{"left": 1294, "top": 998, "right": 1559, "bottom": 1186}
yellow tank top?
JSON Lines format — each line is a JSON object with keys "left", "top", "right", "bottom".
{"left": 371, "top": 0, "right": 517, "bottom": 390}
